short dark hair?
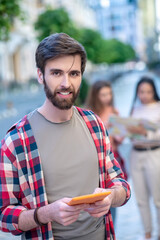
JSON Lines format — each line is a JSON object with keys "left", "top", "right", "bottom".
{"left": 35, "top": 33, "right": 87, "bottom": 74}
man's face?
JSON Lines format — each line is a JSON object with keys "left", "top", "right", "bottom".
{"left": 39, "top": 55, "right": 82, "bottom": 110}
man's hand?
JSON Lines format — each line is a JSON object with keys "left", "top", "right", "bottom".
{"left": 18, "top": 187, "right": 126, "bottom": 231}
{"left": 18, "top": 198, "right": 90, "bottom": 231}
{"left": 84, "top": 188, "right": 114, "bottom": 218}
{"left": 46, "top": 198, "right": 89, "bottom": 226}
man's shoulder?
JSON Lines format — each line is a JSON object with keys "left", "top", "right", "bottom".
{"left": 75, "top": 106, "right": 105, "bottom": 130}
{"left": 7, "top": 115, "right": 29, "bottom": 133}
{"left": 76, "top": 106, "right": 97, "bottom": 119}
{"left": 1, "top": 115, "right": 30, "bottom": 146}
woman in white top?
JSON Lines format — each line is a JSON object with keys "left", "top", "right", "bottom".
{"left": 128, "top": 76, "right": 160, "bottom": 240}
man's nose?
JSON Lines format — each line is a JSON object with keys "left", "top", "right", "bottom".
{"left": 60, "top": 74, "right": 71, "bottom": 88}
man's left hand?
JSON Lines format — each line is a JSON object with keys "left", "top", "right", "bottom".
{"left": 84, "top": 188, "right": 114, "bottom": 218}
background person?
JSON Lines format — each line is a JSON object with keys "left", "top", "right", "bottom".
{"left": 128, "top": 76, "right": 160, "bottom": 240}
{"left": 87, "top": 80, "right": 128, "bottom": 223}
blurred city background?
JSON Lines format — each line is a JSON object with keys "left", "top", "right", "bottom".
{"left": 0, "top": 0, "right": 160, "bottom": 239}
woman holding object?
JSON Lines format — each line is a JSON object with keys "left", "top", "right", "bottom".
{"left": 87, "top": 81, "right": 128, "bottom": 223}
{"left": 129, "top": 76, "right": 160, "bottom": 240}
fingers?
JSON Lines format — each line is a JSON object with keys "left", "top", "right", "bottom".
{"left": 84, "top": 189, "right": 112, "bottom": 218}
{"left": 88, "top": 210, "right": 109, "bottom": 218}
{"left": 86, "top": 205, "right": 109, "bottom": 213}
{"left": 60, "top": 209, "right": 81, "bottom": 218}
{"left": 62, "top": 198, "right": 90, "bottom": 211}
{"left": 94, "top": 196, "right": 111, "bottom": 206}
{"left": 64, "top": 204, "right": 90, "bottom": 212}
{"left": 85, "top": 200, "right": 111, "bottom": 214}
{"left": 93, "top": 188, "right": 104, "bottom": 194}
{"left": 62, "top": 214, "right": 79, "bottom": 226}
{"left": 85, "top": 200, "right": 110, "bottom": 218}
{"left": 58, "top": 213, "right": 80, "bottom": 226}
{"left": 85, "top": 206, "right": 110, "bottom": 218}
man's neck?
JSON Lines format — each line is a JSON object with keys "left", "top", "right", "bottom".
{"left": 38, "top": 99, "right": 74, "bottom": 123}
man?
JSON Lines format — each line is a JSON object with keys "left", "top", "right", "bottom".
{"left": 0, "top": 33, "right": 130, "bottom": 240}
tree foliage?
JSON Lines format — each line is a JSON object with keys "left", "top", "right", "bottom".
{"left": 34, "top": 7, "right": 80, "bottom": 42}
{"left": 78, "top": 77, "right": 89, "bottom": 104}
{"left": 34, "top": 7, "right": 136, "bottom": 64}
{"left": 0, "top": 0, "right": 22, "bottom": 40}
{"left": 77, "top": 28, "right": 104, "bottom": 63}
{"left": 96, "top": 39, "right": 136, "bottom": 63}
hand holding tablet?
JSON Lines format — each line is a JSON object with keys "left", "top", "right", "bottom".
{"left": 67, "top": 191, "right": 111, "bottom": 206}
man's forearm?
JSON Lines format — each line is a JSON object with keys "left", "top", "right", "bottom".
{"left": 18, "top": 197, "right": 86, "bottom": 232}
{"left": 18, "top": 205, "right": 50, "bottom": 232}
{"left": 110, "top": 186, "right": 127, "bottom": 207}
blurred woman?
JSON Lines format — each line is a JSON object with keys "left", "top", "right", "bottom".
{"left": 87, "top": 80, "right": 128, "bottom": 222}
{"left": 128, "top": 76, "right": 160, "bottom": 240}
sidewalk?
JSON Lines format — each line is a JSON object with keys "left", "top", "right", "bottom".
{"left": 115, "top": 179, "right": 158, "bottom": 240}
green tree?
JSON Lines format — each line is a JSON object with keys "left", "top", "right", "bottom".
{"left": 0, "top": 0, "right": 22, "bottom": 40}
{"left": 97, "top": 39, "right": 136, "bottom": 64}
{"left": 79, "top": 77, "right": 89, "bottom": 104}
{"left": 75, "top": 77, "right": 89, "bottom": 106}
{"left": 35, "top": 7, "right": 136, "bottom": 64}
{"left": 34, "top": 8, "right": 105, "bottom": 63}
{"left": 76, "top": 28, "right": 104, "bottom": 63}
{"left": 34, "top": 7, "right": 80, "bottom": 41}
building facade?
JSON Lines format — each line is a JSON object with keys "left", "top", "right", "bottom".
{"left": 88, "top": 1, "right": 138, "bottom": 46}
{"left": 155, "top": 0, "right": 160, "bottom": 59}
{"left": 138, "top": 0, "right": 159, "bottom": 62}
{"left": 88, "top": 0, "right": 150, "bottom": 61}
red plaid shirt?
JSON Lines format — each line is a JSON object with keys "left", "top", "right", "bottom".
{"left": 0, "top": 107, "right": 131, "bottom": 240}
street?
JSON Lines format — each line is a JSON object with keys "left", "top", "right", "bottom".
{"left": 0, "top": 71, "right": 160, "bottom": 239}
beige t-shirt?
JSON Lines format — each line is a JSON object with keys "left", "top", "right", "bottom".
{"left": 28, "top": 107, "right": 105, "bottom": 240}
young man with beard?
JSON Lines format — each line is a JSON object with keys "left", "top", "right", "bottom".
{"left": 0, "top": 33, "right": 130, "bottom": 240}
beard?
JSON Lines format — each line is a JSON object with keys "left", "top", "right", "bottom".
{"left": 43, "top": 79, "right": 80, "bottom": 110}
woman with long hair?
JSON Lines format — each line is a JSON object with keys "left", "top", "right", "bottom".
{"left": 87, "top": 80, "right": 128, "bottom": 222}
{"left": 128, "top": 76, "right": 160, "bottom": 240}
{"left": 87, "top": 81, "right": 115, "bottom": 117}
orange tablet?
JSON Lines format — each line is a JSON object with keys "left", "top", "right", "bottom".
{"left": 68, "top": 191, "right": 111, "bottom": 206}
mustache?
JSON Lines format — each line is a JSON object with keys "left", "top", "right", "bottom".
{"left": 56, "top": 87, "right": 74, "bottom": 93}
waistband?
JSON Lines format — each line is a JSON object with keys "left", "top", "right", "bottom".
{"left": 133, "top": 146, "right": 160, "bottom": 151}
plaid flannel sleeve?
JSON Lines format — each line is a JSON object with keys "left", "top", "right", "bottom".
{"left": 0, "top": 133, "right": 26, "bottom": 235}
{"left": 105, "top": 136, "right": 131, "bottom": 205}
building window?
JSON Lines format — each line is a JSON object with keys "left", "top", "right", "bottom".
{"left": 111, "top": 25, "right": 123, "bottom": 31}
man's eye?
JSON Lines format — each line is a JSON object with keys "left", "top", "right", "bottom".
{"left": 53, "top": 71, "right": 61, "bottom": 76}
{"left": 70, "top": 72, "right": 80, "bottom": 77}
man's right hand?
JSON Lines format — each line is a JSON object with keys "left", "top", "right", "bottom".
{"left": 18, "top": 198, "right": 90, "bottom": 232}
{"left": 40, "top": 198, "right": 90, "bottom": 226}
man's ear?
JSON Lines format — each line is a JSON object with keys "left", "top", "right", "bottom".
{"left": 37, "top": 68, "right": 44, "bottom": 85}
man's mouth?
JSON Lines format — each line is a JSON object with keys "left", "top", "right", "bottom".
{"left": 57, "top": 91, "right": 73, "bottom": 98}
{"left": 58, "top": 92, "right": 71, "bottom": 95}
